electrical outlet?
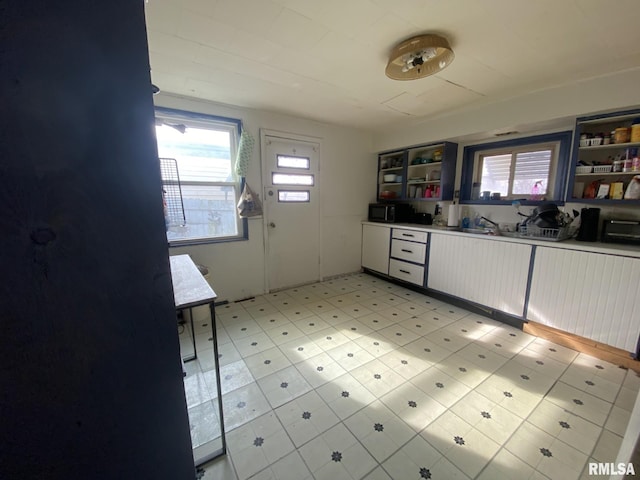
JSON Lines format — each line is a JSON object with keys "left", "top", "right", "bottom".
{"left": 454, "top": 190, "right": 460, "bottom": 198}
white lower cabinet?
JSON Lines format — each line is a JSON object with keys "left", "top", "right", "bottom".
{"left": 527, "top": 247, "right": 640, "bottom": 353}
{"left": 361, "top": 224, "right": 391, "bottom": 275}
{"left": 428, "top": 233, "right": 532, "bottom": 317}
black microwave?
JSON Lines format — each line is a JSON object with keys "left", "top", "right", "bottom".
{"left": 368, "top": 203, "right": 414, "bottom": 223}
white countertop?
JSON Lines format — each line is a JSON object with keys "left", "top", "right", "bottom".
{"left": 363, "top": 221, "right": 640, "bottom": 258}
{"left": 169, "top": 254, "right": 217, "bottom": 309}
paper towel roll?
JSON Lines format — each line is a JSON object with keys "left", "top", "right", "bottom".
{"left": 447, "top": 204, "right": 460, "bottom": 227}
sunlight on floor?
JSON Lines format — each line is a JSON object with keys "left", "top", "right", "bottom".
{"left": 179, "top": 272, "right": 640, "bottom": 480}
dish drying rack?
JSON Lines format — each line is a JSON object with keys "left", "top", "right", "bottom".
{"left": 518, "top": 224, "right": 577, "bottom": 242}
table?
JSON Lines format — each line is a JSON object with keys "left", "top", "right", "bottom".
{"left": 169, "top": 254, "right": 226, "bottom": 461}
{"left": 170, "top": 255, "right": 216, "bottom": 361}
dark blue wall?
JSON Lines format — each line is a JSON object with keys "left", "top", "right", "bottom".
{"left": 0, "top": 1, "right": 195, "bottom": 478}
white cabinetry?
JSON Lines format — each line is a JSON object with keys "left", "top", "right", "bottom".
{"left": 428, "top": 234, "right": 532, "bottom": 317}
{"left": 361, "top": 224, "right": 391, "bottom": 275}
{"left": 389, "top": 228, "right": 427, "bottom": 286}
{"left": 527, "top": 247, "right": 640, "bottom": 353}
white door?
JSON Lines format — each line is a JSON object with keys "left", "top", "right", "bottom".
{"left": 262, "top": 132, "right": 320, "bottom": 291}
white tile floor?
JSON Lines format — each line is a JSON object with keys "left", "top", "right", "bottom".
{"left": 180, "top": 272, "right": 640, "bottom": 480}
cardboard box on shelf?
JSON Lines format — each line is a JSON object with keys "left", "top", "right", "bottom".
{"left": 610, "top": 182, "right": 624, "bottom": 200}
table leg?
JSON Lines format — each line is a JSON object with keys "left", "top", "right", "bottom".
{"left": 209, "top": 302, "right": 226, "bottom": 455}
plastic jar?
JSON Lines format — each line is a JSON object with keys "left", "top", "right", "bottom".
{"left": 615, "top": 127, "right": 630, "bottom": 144}
{"left": 631, "top": 119, "right": 640, "bottom": 143}
{"left": 613, "top": 159, "right": 624, "bottom": 172}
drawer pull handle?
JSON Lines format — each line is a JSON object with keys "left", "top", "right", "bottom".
{"left": 401, "top": 249, "right": 413, "bottom": 253}
{"left": 399, "top": 269, "right": 410, "bottom": 274}
{"left": 402, "top": 233, "right": 414, "bottom": 237}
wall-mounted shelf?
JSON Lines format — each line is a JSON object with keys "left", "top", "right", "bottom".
{"left": 377, "top": 142, "right": 457, "bottom": 202}
{"left": 568, "top": 109, "right": 640, "bottom": 204}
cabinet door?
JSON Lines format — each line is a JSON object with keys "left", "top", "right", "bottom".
{"left": 361, "top": 224, "right": 391, "bottom": 274}
{"left": 528, "top": 247, "right": 640, "bottom": 353}
{"left": 428, "top": 234, "right": 531, "bottom": 317}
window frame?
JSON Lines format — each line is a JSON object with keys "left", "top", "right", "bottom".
{"left": 154, "top": 107, "right": 248, "bottom": 246}
{"left": 460, "top": 131, "right": 572, "bottom": 205}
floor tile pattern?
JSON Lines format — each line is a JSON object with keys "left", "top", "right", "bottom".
{"left": 179, "top": 273, "right": 640, "bottom": 480}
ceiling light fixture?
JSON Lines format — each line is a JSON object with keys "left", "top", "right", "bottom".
{"left": 385, "top": 34, "right": 454, "bottom": 80}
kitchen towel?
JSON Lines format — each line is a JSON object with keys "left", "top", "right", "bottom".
{"left": 447, "top": 204, "right": 460, "bottom": 227}
{"left": 235, "top": 130, "right": 255, "bottom": 177}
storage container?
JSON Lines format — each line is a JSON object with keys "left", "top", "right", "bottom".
{"left": 614, "top": 127, "right": 630, "bottom": 144}
{"left": 631, "top": 120, "right": 640, "bottom": 143}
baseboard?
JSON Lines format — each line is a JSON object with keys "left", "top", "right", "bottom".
{"left": 524, "top": 321, "right": 640, "bottom": 373}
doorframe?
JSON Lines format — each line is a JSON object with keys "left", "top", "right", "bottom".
{"left": 260, "top": 128, "right": 323, "bottom": 293}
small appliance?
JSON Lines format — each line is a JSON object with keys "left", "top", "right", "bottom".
{"left": 576, "top": 208, "right": 600, "bottom": 242}
{"left": 368, "top": 203, "right": 414, "bottom": 223}
{"left": 602, "top": 219, "right": 640, "bottom": 245}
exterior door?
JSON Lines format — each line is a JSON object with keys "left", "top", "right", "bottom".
{"left": 262, "top": 131, "right": 320, "bottom": 291}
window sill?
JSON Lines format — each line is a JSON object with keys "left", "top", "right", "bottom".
{"left": 168, "top": 235, "right": 248, "bottom": 248}
{"left": 460, "top": 199, "right": 566, "bottom": 206}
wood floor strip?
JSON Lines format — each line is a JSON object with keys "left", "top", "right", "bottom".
{"left": 524, "top": 321, "right": 640, "bottom": 374}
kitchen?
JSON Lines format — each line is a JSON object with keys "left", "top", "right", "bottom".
{"left": 5, "top": 1, "right": 640, "bottom": 479}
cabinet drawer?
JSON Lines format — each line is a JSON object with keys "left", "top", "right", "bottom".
{"left": 389, "top": 258, "right": 425, "bottom": 286}
{"left": 391, "top": 239, "right": 426, "bottom": 264}
{"left": 392, "top": 228, "right": 428, "bottom": 244}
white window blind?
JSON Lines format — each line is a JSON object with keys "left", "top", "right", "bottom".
{"left": 477, "top": 146, "right": 556, "bottom": 199}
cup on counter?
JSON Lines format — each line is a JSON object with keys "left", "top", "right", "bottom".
{"left": 480, "top": 191, "right": 491, "bottom": 201}
{"left": 491, "top": 192, "right": 501, "bottom": 200}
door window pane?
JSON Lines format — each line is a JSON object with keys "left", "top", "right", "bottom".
{"left": 272, "top": 173, "right": 314, "bottom": 185}
{"left": 278, "top": 190, "right": 310, "bottom": 202}
{"left": 277, "top": 155, "right": 310, "bottom": 169}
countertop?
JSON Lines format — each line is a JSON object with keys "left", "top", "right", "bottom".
{"left": 362, "top": 221, "right": 640, "bottom": 259}
{"left": 169, "top": 254, "right": 217, "bottom": 309}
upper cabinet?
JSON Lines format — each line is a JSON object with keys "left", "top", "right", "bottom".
{"left": 377, "top": 142, "right": 457, "bottom": 202}
{"left": 568, "top": 109, "right": 640, "bottom": 204}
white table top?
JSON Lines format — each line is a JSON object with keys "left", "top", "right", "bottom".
{"left": 169, "top": 254, "right": 217, "bottom": 309}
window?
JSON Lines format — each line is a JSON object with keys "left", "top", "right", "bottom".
{"left": 155, "top": 108, "right": 244, "bottom": 244}
{"left": 478, "top": 146, "right": 555, "bottom": 199}
{"left": 460, "top": 131, "right": 572, "bottom": 203}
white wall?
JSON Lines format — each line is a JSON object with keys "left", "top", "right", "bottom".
{"left": 373, "top": 69, "right": 640, "bottom": 152}
{"left": 155, "top": 93, "right": 375, "bottom": 302}
{"left": 374, "top": 69, "right": 640, "bottom": 228}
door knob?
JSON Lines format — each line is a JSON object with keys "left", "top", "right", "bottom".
{"left": 269, "top": 222, "right": 276, "bottom": 228}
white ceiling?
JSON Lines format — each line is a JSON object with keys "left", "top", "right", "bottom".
{"left": 145, "top": 0, "right": 640, "bottom": 132}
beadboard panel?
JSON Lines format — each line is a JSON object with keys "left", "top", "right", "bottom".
{"left": 428, "top": 234, "right": 531, "bottom": 317}
{"left": 528, "top": 247, "right": 640, "bottom": 353}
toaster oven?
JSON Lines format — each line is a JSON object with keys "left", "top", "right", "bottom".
{"left": 601, "top": 220, "right": 640, "bottom": 245}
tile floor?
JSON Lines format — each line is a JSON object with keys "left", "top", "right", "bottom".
{"left": 179, "top": 272, "right": 640, "bottom": 480}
